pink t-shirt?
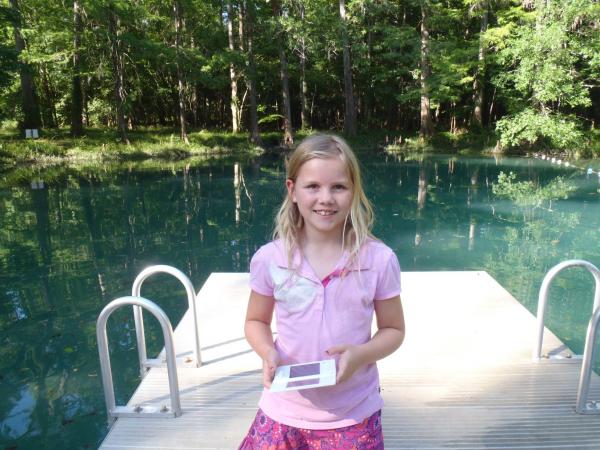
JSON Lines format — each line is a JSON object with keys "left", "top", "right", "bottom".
{"left": 249, "top": 238, "right": 402, "bottom": 429}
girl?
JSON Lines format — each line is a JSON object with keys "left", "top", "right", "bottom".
{"left": 240, "top": 134, "right": 405, "bottom": 449}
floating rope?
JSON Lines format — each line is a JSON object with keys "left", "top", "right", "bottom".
{"left": 533, "top": 153, "right": 600, "bottom": 178}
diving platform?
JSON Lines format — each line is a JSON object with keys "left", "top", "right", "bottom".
{"left": 99, "top": 271, "right": 600, "bottom": 449}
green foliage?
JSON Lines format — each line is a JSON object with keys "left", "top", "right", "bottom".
{"left": 495, "top": 109, "right": 583, "bottom": 150}
{"left": 493, "top": 0, "right": 599, "bottom": 150}
{"left": 0, "top": 0, "right": 598, "bottom": 155}
{"left": 492, "top": 171, "right": 576, "bottom": 209}
{"left": 258, "top": 113, "right": 284, "bottom": 125}
{"left": 0, "top": 138, "right": 66, "bottom": 166}
{"left": 0, "top": 127, "right": 269, "bottom": 168}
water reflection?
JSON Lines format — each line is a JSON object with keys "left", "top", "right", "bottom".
{"left": 1, "top": 386, "right": 36, "bottom": 440}
{"left": 0, "top": 154, "right": 598, "bottom": 449}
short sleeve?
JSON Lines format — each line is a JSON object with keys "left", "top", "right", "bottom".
{"left": 249, "top": 245, "right": 275, "bottom": 297}
{"left": 374, "top": 250, "right": 402, "bottom": 300}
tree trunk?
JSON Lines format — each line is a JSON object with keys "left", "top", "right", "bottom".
{"left": 450, "top": 102, "right": 457, "bottom": 134}
{"left": 245, "top": 0, "right": 262, "bottom": 145}
{"left": 364, "top": 13, "right": 373, "bottom": 127}
{"left": 419, "top": 0, "right": 433, "bottom": 139}
{"left": 300, "top": 49, "right": 310, "bottom": 130}
{"left": 472, "top": 5, "right": 488, "bottom": 127}
{"left": 190, "top": 37, "right": 199, "bottom": 126}
{"left": 174, "top": 0, "right": 189, "bottom": 144}
{"left": 237, "top": 2, "right": 249, "bottom": 125}
{"left": 40, "top": 66, "right": 57, "bottom": 128}
{"left": 10, "top": 0, "right": 41, "bottom": 132}
{"left": 83, "top": 75, "right": 90, "bottom": 126}
{"left": 339, "top": 0, "right": 357, "bottom": 136}
{"left": 71, "top": 0, "right": 84, "bottom": 136}
{"left": 108, "top": 6, "right": 129, "bottom": 144}
{"left": 226, "top": 0, "right": 240, "bottom": 132}
{"left": 299, "top": 4, "right": 310, "bottom": 130}
{"left": 272, "top": 0, "right": 294, "bottom": 145}
{"left": 278, "top": 45, "right": 294, "bottom": 146}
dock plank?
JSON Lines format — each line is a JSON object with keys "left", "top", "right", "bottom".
{"left": 99, "top": 272, "right": 600, "bottom": 449}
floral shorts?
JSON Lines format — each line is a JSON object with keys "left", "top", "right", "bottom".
{"left": 238, "top": 408, "right": 384, "bottom": 450}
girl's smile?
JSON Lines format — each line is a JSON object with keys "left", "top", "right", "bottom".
{"left": 286, "top": 157, "right": 353, "bottom": 239}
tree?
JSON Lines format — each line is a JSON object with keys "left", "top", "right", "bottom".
{"left": 494, "top": 0, "right": 598, "bottom": 150}
{"left": 339, "top": 0, "right": 356, "bottom": 136}
{"left": 419, "top": 0, "right": 433, "bottom": 138}
{"left": 0, "top": 6, "right": 18, "bottom": 91}
{"left": 71, "top": 0, "right": 84, "bottom": 136}
{"left": 226, "top": 0, "right": 240, "bottom": 133}
{"left": 471, "top": 0, "right": 489, "bottom": 127}
{"left": 9, "top": 0, "right": 41, "bottom": 131}
{"left": 272, "top": 0, "right": 294, "bottom": 145}
{"left": 174, "top": 0, "right": 189, "bottom": 144}
{"left": 244, "top": 0, "right": 262, "bottom": 145}
{"left": 107, "top": 4, "right": 129, "bottom": 144}
{"left": 107, "top": 3, "right": 129, "bottom": 144}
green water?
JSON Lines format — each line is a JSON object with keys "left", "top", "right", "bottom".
{"left": 1, "top": 153, "right": 599, "bottom": 449}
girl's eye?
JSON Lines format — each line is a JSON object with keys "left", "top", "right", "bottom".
{"left": 333, "top": 184, "right": 347, "bottom": 191}
{"left": 306, "top": 184, "right": 318, "bottom": 190}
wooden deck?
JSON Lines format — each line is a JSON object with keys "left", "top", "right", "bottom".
{"left": 99, "top": 272, "right": 600, "bottom": 449}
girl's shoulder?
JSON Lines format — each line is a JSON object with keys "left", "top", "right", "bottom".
{"left": 361, "top": 237, "right": 396, "bottom": 259}
{"left": 251, "top": 239, "right": 286, "bottom": 264}
{"left": 352, "top": 238, "right": 399, "bottom": 272}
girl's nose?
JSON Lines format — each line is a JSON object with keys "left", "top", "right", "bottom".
{"left": 319, "top": 189, "right": 334, "bottom": 203}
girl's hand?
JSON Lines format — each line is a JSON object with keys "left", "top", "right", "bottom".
{"left": 326, "top": 344, "right": 364, "bottom": 384}
{"left": 262, "top": 347, "right": 280, "bottom": 389}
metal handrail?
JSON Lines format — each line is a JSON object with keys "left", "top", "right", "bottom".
{"left": 533, "top": 260, "right": 600, "bottom": 361}
{"left": 97, "top": 296, "right": 182, "bottom": 424}
{"left": 132, "top": 265, "right": 201, "bottom": 377}
{"left": 576, "top": 306, "right": 600, "bottom": 413}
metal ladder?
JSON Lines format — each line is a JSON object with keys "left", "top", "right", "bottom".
{"left": 132, "top": 265, "right": 202, "bottom": 376}
{"left": 97, "top": 296, "right": 182, "bottom": 424}
{"left": 96, "top": 265, "right": 201, "bottom": 423}
{"left": 533, "top": 259, "right": 600, "bottom": 414}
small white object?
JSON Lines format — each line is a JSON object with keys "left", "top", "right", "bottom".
{"left": 25, "top": 129, "right": 32, "bottom": 138}
{"left": 551, "top": 157, "right": 556, "bottom": 163}
{"left": 587, "top": 168, "right": 593, "bottom": 175}
{"left": 270, "top": 359, "right": 336, "bottom": 393}
{"left": 541, "top": 155, "right": 546, "bottom": 160}
{"left": 565, "top": 162, "right": 570, "bottom": 167}
{"left": 32, "top": 129, "right": 39, "bottom": 138}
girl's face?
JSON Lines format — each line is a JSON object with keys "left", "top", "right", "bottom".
{"left": 286, "top": 157, "right": 353, "bottom": 241}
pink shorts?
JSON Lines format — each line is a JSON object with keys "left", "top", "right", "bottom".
{"left": 238, "top": 408, "right": 384, "bottom": 450}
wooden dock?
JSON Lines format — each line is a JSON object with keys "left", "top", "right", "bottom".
{"left": 99, "top": 272, "right": 600, "bottom": 449}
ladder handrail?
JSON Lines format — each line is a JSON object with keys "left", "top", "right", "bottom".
{"left": 97, "top": 296, "right": 182, "bottom": 424}
{"left": 533, "top": 260, "right": 600, "bottom": 361}
{"left": 576, "top": 306, "right": 600, "bottom": 413}
{"left": 132, "top": 265, "right": 201, "bottom": 377}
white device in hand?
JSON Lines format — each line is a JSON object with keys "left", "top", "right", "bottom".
{"left": 269, "top": 359, "right": 337, "bottom": 392}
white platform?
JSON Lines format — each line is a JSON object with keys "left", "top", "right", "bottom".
{"left": 100, "top": 272, "right": 600, "bottom": 449}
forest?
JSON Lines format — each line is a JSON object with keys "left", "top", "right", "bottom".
{"left": 0, "top": 0, "right": 599, "bottom": 155}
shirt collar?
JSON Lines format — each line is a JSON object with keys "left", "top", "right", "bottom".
{"left": 275, "top": 241, "right": 372, "bottom": 284}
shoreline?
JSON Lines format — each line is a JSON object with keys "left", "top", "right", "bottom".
{"left": 1, "top": 127, "right": 597, "bottom": 170}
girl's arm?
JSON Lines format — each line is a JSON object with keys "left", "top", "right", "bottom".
{"left": 244, "top": 290, "right": 279, "bottom": 388}
{"left": 327, "top": 295, "right": 405, "bottom": 383}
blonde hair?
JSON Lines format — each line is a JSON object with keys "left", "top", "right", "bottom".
{"left": 273, "top": 133, "right": 374, "bottom": 268}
